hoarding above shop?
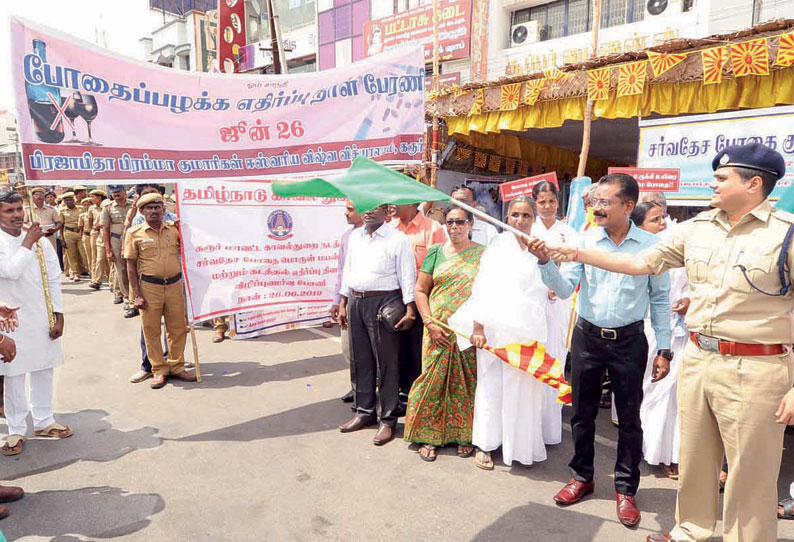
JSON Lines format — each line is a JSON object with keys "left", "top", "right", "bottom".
{"left": 364, "top": 0, "right": 472, "bottom": 62}
{"left": 638, "top": 106, "right": 794, "bottom": 203}
{"left": 607, "top": 168, "right": 680, "bottom": 192}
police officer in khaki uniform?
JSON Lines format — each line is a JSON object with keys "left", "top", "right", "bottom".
{"left": 123, "top": 193, "right": 196, "bottom": 389}
{"left": 87, "top": 189, "right": 108, "bottom": 289}
{"left": 57, "top": 192, "right": 84, "bottom": 282}
{"left": 73, "top": 185, "right": 87, "bottom": 205}
{"left": 534, "top": 143, "right": 794, "bottom": 542}
{"left": 101, "top": 185, "right": 136, "bottom": 317}
{"left": 78, "top": 198, "right": 92, "bottom": 277}
{"left": 29, "top": 187, "right": 61, "bottom": 250}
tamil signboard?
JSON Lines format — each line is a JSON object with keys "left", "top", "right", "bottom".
{"left": 499, "top": 172, "right": 558, "bottom": 202}
{"left": 217, "top": 0, "right": 247, "bottom": 73}
{"left": 424, "top": 72, "right": 461, "bottom": 91}
{"left": 638, "top": 106, "right": 794, "bottom": 203}
{"left": 364, "top": 0, "right": 472, "bottom": 62}
{"left": 607, "top": 167, "right": 680, "bottom": 192}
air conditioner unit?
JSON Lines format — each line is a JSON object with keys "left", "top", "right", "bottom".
{"left": 646, "top": 0, "right": 682, "bottom": 16}
{"left": 510, "top": 20, "right": 539, "bottom": 48}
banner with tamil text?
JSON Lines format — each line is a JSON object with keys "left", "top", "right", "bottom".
{"left": 10, "top": 16, "right": 425, "bottom": 185}
{"left": 176, "top": 181, "right": 347, "bottom": 325}
{"left": 638, "top": 106, "right": 794, "bottom": 203}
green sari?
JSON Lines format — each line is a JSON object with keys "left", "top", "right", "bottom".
{"left": 404, "top": 242, "right": 486, "bottom": 446}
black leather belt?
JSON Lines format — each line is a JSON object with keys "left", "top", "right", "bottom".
{"left": 64, "top": 226, "right": 79, "bottom": 233}
{"left": 350, "top": 289, "right": 398, "bottom": 299}
{"left": 140, "top": 272, "right": 182, "bottom": 286}
{"left": 577, "top": 318, "right": 644, "bottom": 341}
{"left": 110, "top": 232, "right": 122, "bottom": 240}
{"left": 83, "top": 232, "right": 90, "bottom": 237}
{"left": 44, "top": 231, "right": 54, "bottom": 237}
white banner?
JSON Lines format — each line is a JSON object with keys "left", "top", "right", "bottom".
{"left": 176, "top": 181, "right": 347, "bottom": 326}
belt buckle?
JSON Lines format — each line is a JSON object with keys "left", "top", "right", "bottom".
{"left": 696, "top": 333, "right": 720, "bottom": 353}
{"left": 600, "top": 328, "right": 617, "bottom": 340}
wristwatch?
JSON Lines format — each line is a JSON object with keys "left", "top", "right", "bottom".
{"left": 657, "top": 349, "right": 673, "bottom": 361}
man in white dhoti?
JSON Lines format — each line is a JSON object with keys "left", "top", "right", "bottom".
{"left": 0, "top": 188, "right": 73, "bottom": 457}
{"left": 0, "top": 301, "right": 25, "bottom": 518}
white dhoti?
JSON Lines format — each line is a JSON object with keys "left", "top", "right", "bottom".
{"left": 4, "top": 368, "right": 55, "bottom": 436}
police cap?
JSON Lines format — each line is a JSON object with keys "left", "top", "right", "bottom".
{"left": 89, "top": 189, "right": 107, "bottom": 197}
{"left": 137, "top": 193, "right": 164, "bottom": 209}
{"left": 712, "top": 143, "right": 786, "bottom": 180}
{"left": 61, "top": 191, "right": 75, "bottom": 199}
{"left": 108, "top": 184, "right": 125, "bottom": 193}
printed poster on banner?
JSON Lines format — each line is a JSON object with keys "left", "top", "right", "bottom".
{"left": 499, "top": 172, "right": 558, "bottom": 202}
{"left": 364, "top": 0, "right": 472, "bottom": 62}
{"left": 10, "top": 16, "right": 425, "bottom": 185}
{"left": 638, "top": 105, "right": 794, "bottom": 202}
{"left": 176, "top": 181, "right": 347, "bottom": 326}
{"left": 607, "top": 167, "right": 680, "bottom": 192}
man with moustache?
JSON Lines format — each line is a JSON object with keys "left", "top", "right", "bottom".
{"left": 338, "top": 204, "right": 417, "bottom": 445}
{"left": 529, "top": 173, "right": 671, "bottom": 528}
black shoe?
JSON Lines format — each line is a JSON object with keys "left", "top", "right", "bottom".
{"left": 124, "top": 307, "right": 140, "bottom": 318}
{"left": 341, "top": 390, "right": 354, "bottom": 403}
{"left": 113, "top": 296, "right": 123, "bottom": 305}
{"left": 393, "top": 402, "right": 407, "bottom": 418}
{"left": 88, "top": 282, "right": 100, "bottom": 290}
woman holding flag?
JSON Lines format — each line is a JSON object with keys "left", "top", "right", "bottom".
{"left": 449, "top": 196, "right": 558, "bottom": 470}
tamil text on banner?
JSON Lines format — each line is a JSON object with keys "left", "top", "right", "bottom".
{"left": 607, "top": 167, "right": 680, "bottom": 192}
{"left": 499, "top": 172, "right": 558, "bottom": 202}
{"left": 217, "top": 0, "right": 247, "bottom": 73}
{"left": 10, "top": 16, "right": 425, "bottom": 184}
{"left": 638, "top": 106, "right": 794, "bottom": 203}
{"left": 364, "top": 0, "right": 471, "bottom": 62}
{"left": 176, "top": 181, "right": 347, "bottom": 324}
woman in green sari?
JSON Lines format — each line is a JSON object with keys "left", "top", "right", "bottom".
{"left": 404, "top": 206, "right": 486, "bottom": 462}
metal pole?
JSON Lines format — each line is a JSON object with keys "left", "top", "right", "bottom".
{"left": 268, "top": 0, "right": 289, "bottom": 74}
{"left": 576, "top": 0, "right": 601, "bottom": 177}
{"left": 447, "top": 199, "right": 535, "bottom": 243}
{"left": 430, "top": 0, "right": 440, "bottom": 188}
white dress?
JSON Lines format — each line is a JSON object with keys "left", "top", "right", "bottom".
{"left": 533, "top": 218, "right": 579, "bottom": 444}
{"left": 0, "top": 230, "right": 64, "bottom": 376}
{"left": 449, "top": 232, "right": 552, "bottom": 466}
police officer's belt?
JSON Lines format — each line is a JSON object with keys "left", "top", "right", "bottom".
{"left": 64, "top": 226, "right": 79, "bottom": 233}
{"left": 577, "top": 318, "right": 644, "bottom": 341}
{"left": 83, "top": 232, "right": 90, "bottom": 237}
{"left": 110, "top": 232, "right": 122, "bottom": 239}
{"left": 140, "top": 273, "right": 182, "bottom": 286}
{"left": 689, "top": 332, "right": 786, "bottom": 356}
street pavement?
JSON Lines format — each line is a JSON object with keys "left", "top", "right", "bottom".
{"left": 2, "top": 279, "right": 794, "bottom": 541}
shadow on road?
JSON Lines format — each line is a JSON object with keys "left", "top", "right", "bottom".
{"left": 1, "top": 409, "right": 161, "bottom": 481}
{"left": 0, "top": 486, "right": 165, "bottom": 540}
{"left": 472, "top": 501, "right": 608, "bottom": 542}
{"left": 177, "top": 354, "right": 347, "bottom": 390}
{"left": 172, "top": 397, "right": 350, "bottom": 443}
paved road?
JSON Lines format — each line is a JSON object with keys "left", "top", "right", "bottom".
{"left": 2, "top": 280, "right": 794, "bottom": 541}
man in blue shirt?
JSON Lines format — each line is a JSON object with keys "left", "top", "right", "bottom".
{"left": 531, "top": 173, "right": 671, "bottom": 528}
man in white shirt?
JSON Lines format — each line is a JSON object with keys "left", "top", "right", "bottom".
{"left": 451, "top": 186, "right": 498, "bottom": 246}
{"left": 338, "top": 204, "right": 417, "bottom": 446}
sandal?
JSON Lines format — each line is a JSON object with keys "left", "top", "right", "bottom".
{"left": 474, "top": 449, "right": 494, "bottom": 470}
{"left": 779, "top": 498, "right": 794, "bottom": 520}
{"left": 212, "top": 331, "right": 225, "bottom": 343}
{"left": 418, "top": 444, "right": 437, "bottom": 462}
{"left": 457, "top": 444, "right": 475, "bottom": 458}
{"left": 33, "top": 423, "right": 74, "bottom": 439}
{"left": 661, "top": 464, "right": 679, "bottom": 480}
{"left": 2, "top": 435, "right": 24, "bottom": 456}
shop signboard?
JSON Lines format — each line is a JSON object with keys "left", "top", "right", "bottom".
{"left": 607, "top": 167, "right": 680, "bottom": 192}
{"left": 499, "top": 172, "right": 558, "bottom": 202}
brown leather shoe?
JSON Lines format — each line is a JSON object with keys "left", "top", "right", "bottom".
{"left": 0, "top": 485, "right": 23, "bottom": 503}
{"left": 0, "top": 504, "right": 8, "bottom": 520}
{"left": 338, "top": 415, "right": 376, "bottom": 433}
{"left": 646, "top": 534, "right": 673, "bottom": 542}
{"left": 372, "top": 423, "right": 394, "bottom": 446}
{"left": 553, "top": 478, "right": 595, "bottom": 505}
{"left": 150, "top": 375, "right": 168, "bottom": 389}
{"left": 616, "top": 492, "right": 641, "bottom": 527}
{"left": 171, "top": 371, "right": 197, "bottom": 382}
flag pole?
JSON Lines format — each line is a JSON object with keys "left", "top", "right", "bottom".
{"left": 446, "top": 198, "right": 536, "bottom": 243}
{"left": 26, "top": 191, "right": 55, "bottom": 330}
{"left": 430, "top": 0, "right": 440, "bottom": 188}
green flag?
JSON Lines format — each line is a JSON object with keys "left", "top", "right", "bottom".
{"left": 272, "top": 157, "right": 450, "bottom": 213}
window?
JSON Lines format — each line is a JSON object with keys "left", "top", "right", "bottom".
{"left": 513, "top": 0, "right": 645, "bottom": 41}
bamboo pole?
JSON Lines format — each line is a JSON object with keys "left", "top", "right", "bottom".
{"left": 269, "top": 0, "right": 289, "bottom": 74}
{"left": 430, "top": 0, "right": 440, "bottom": 188}
{"left": 26, "top": 191, "right": 55, "bottom": 330}
{"left": 576, "top": 0, "right": 601, "bottom": 177}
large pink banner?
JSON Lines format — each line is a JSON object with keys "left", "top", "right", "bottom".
{"left": 10, "top": 17, "right": 425, "bottom": 185}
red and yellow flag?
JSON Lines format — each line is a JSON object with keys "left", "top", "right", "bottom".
{"left": 587, "top": 68, "right": 611, "bottom": 101}
{"left": 617, "top": 61, "right": 647, "bottom": 97}
{"left": 469, "top": 89, "right": 484, "bottom": 116}
{"left": 701, "top": 46, "right": 727, "bottom": 85}
{"left": 647, "top": 50, "right": 687, "bottom": 77}
{"left": 486, "top": 342, "right": 572, "bottom": 404}
{"left": 488, "top": 154, "right": 503, "bottom": 173}
{"left": 524, "top": 78, "right": 546, "bottom": 106}
{"left": 473, "top": 151, "right": 487, "bottom": 168}
{"left": 730, "top": 38, "right": 770, "bottom": 77}
{"left": 776, "top": 31, "right": 794, "bottom": 67}
{"left": 517, "top": 161, "right": 530, "bottom": 177}
{"left": 544, "top": 67, "right": 566, "bottom": 82}
{"left": 504, "top": 158, "right": 517, "bottom": 175}
{"left": 500, "top": 83, "right": 522, "bottom": 111}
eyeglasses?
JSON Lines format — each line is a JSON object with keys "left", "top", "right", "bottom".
{"left": 445, "top": 219, "right": 469, "bottom": 227}
{"left": 592, "top": 198, "right": 624, "bottom": 209}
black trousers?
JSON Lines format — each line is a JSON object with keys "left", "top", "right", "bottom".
{"left": 349, "top": 292, "right": 401, "bottom": 426}
{"left": 569, "top": 318, "right": 648, "bottom": 496}
{"left": 398, "top": 318, "right": 424, "bottom": 400}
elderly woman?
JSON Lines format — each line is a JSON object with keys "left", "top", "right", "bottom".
{"left": 450, "top": 196, "right": 554, "bottom": 470}
{"left": 404, "top": 206, "right": 486, "bottom": 462}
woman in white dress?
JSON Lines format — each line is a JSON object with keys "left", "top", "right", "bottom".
{"left": 449, "top": 197, "right": 554, "bottom": 470}
{"left": 532, "top": 181, "right": 578, "bottom": 445}
{"left": 630, "top": 202, "right": 689, "bottom": 479}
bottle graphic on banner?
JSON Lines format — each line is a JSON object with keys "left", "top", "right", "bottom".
{"left": 25, "top": 39, "right": 65, "bottom": 144}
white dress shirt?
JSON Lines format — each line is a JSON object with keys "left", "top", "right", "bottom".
{"left": 340, "top": 223, "right": 416, "bottom": 304}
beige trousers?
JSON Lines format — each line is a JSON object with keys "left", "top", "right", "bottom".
{"left": 63, "top": 230, "right": 84, "bottom": 277}
{"left": 671, "top": 340, "right": 793, "bottom": 542}
{"left": 91, "top": 231, "right": 108, "bottom": 284}
{"left": 140, "top": 280, "right": 187, "bottom": 377}
{"left": 109, "top": 237, "right": 129, "bottom": 302}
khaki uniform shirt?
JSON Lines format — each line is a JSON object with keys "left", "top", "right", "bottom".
{"left": 123, "top": 221, "right": 182, "bottom": 279}
{"left": 100, "top": 200, "right": 133, "bottom": 235}
{"left": 642, "top": 199, "right": 794, "bottom": 345}
{"left": 90, "top": 205, "right": 105, "bottom": 248}
{"left": 78, "top": 212, "right": 90, "bottom": 234}
{"left": 32, "top": 205, "right": 61, "bottom": 228}
{"left": 59, "top": 207, "right": 82, "bottom": 232}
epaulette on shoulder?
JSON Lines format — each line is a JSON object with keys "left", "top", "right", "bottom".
{"left": 693, "top": 208, "right": 718, "bottom": 222}
{"left": 771, "top": 207, "right": 794, "bottom": 225}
